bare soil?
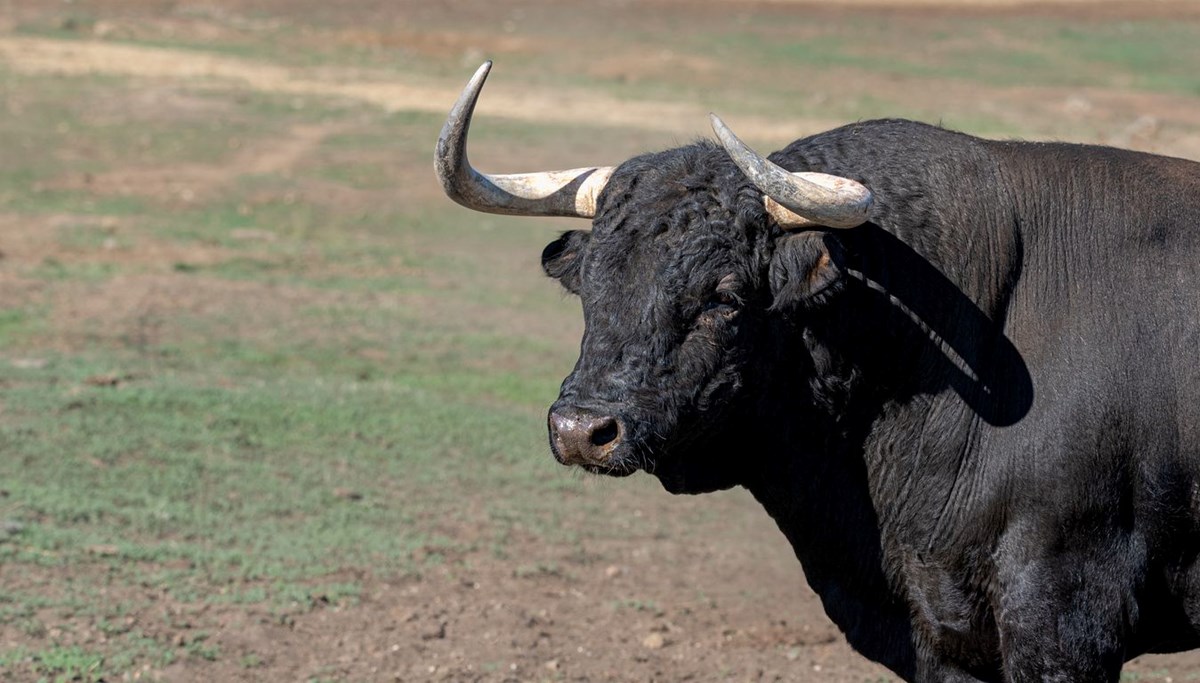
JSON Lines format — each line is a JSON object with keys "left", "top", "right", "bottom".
{"left": 151, "top": 489, "right": 897, "bottom": 683}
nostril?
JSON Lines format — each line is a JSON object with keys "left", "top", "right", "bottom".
{"left": 549, "top": 406, "right": 624, "bottom": 466}
{"left": 590, "top": 417, "right": 620, "bottom": 447}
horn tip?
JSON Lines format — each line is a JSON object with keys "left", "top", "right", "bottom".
{"left": 471, "top": 60, "right": 494, "bottom": 83}
{"left": 708, "top": 113, "right": 743, "bottom": 151}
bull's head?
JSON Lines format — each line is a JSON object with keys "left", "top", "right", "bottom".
{"left": 435, "top": 63, "right": 875, "bottom": 494}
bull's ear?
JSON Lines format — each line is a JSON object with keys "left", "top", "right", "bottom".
{"left": 541, "top": 230, "right": 590, "bottom": 294}
{"left": 769, "top": 231, "right": 846, "bottom": 311}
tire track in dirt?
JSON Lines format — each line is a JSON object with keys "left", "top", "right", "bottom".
{"left": 0, "top": 36, "right": 840, "bottom": 141}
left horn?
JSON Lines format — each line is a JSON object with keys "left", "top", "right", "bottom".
{"left": 435, "top": 61, "right": 614, "bottom": 218}
{"left": 710, "top": 114, "right": 872, "bottom": 229}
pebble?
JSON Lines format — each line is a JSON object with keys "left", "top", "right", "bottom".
{"left": 642, "top": 633, "right": 665, "bottom": 649}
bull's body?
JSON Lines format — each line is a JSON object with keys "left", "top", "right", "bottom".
{"left": 437, "top": 69, "right": 1200, "bottom": 679}
{"left": 551, "top": 120, "right": 1200, "bottom": 681}
{"left": 730, "top": 120, "right": 1200, "bottom": 679}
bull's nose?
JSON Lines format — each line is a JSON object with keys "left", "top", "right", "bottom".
{"left": 548, "top": 406, "right": 624, "bottom": 466}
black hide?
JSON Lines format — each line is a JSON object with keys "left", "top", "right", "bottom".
{"left": 541, "top": 119, "right": 1200, "bottom": 682}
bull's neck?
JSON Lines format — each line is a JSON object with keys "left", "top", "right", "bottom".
{"left": 743, "top": 423, "right": 918, "bottom": 675}
{"left": 738, "top": 196, "right": 1030, "bottom": 674}
{"left": 739, "top": 321, "right": 918, "bottom": 677}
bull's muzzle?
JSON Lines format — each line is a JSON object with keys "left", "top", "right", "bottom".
{"left": 548, "top": 405, "right": 624, "bottom": 467}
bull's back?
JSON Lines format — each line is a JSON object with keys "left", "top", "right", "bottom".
{"left": 992, "top": 142, "right": 1200, "bottom": 651}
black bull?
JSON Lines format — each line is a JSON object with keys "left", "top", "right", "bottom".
{"left": 436, "top": 71, "right": 1200, "bottom": 681}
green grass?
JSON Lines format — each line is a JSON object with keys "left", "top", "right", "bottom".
{"left": 1049, "top": 22, "right": 1200, "bottom": 96}
{"left": 698, "top": 16, "right": 1200, "bottom": 96}
{"left": 0, "top": 640, "right": 175, "bottom": 683}
{"left": 0, "top": 308, "right": 35, "bottom": 345}
{"left": 0, "top": 57, "right": 591, "bottom": 678}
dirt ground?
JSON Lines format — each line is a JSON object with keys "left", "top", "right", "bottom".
{"left": 4, "top": 1, "right": 1200, "bottom": 681}
{"left": 148, "top": 491, "right": 896, "bottom": 683}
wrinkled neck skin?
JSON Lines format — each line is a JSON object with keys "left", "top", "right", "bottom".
{"left": 732, "top": 264, "right": 996, "bottom": 679}
{"left": 730, "top": 125, "right": 1032, "bottom": 678}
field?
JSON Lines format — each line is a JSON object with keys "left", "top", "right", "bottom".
{"left": 1, "top": 0, "right": 1200, "bottom": 681}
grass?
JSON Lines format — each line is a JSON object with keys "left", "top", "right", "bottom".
{"left": 695, "top": 15, "right": 1200, "bottom": 96}
{"left": 0, "top": 1, "right": 1198, "bottom": 679}
{"left": 0, "top": 50, "right": 586, "bottom": 680}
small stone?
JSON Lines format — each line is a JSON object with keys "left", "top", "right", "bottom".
{"left": 333, "top": 488, "right": 363, "bottom": 501}
{"left": 84, "top": 373, "right": 122, "bottom": 387}
{"left": 604, "top": 565, "right": 622, "bottom": 579}
{"left": 420, "top": 621, "right": 446, "bottom": 640}
{"left": 86, "top": 544, "right": 120, "bottom": 556}
{"left": 642, "top": 632, "right": 665, "bottom": 649}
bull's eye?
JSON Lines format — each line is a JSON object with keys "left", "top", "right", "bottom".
{"left": 703, "top": 290, "right": 742, "bottom": 314}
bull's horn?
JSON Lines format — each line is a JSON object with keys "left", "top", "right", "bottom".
{"left": 709, "top": 114, "right": 872, "bottom": 229}
{"left": 435, "top": 61, "right": 614, "bottom": 218}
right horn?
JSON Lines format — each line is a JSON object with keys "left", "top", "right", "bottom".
{"left": 709, "top": 114, "right": 872, "bottom": 229}
{"left": 435, "top": 61, "right": 614, "bottom": 218}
